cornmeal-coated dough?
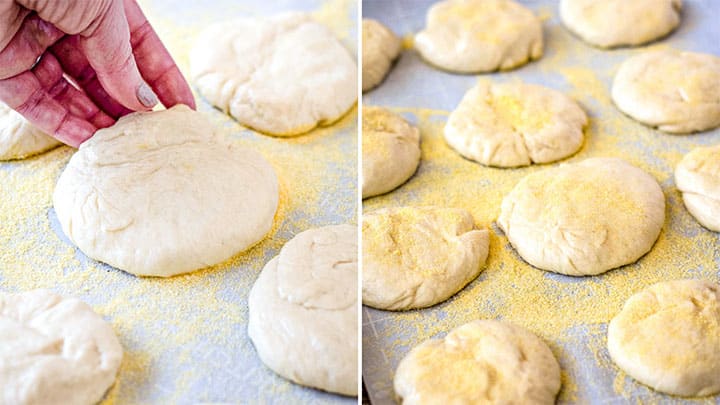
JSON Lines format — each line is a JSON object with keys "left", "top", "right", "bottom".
{"left": 0, "top": 102, "right": 60, "bottom": 160}
{"left": 394, "top": 320, "right": 561, "bottom": 405}
{"left": 362, "top": 106, "right": 421, "bottom": 198}
{"left": 53, "top": 105, "right": 278, "bottom": 277}
{"left": 248, "top": 224, "right": 358, "bottom": 396}
{"left": 612, "top": 50, "right": 720, "bottom": 134}
{"left": 190, "top": 13, "right": 357, "bottom": 136}
{"left": 445, "top": 82, "right": 587, "bottom": 167}
{"left": 608, "top": 279, "right": 720, "bottom": 396}
{"left": 560, "top": 0, "right": 682, "bottom": 48}
{"left": 675, "top": 145, "right": 720, "bottom": 231}
{"left": 363, "top": 207, "right": 489, "bottom": 310}
{"left": 498, "top": 158, "right": 664, "bottom": 276}
{"left": 0, "top": 289, "right": 122, "bottom": 405}
{"left": 362, "top": 19, "right": 401, "bottom": 92}
{"left": 415, "top": 0, "right": 543, "bottom": 73}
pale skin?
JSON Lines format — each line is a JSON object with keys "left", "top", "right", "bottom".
{"left": 0, "top": 0, "right": 196, "bottom": 147}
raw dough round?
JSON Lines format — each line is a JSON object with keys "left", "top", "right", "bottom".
{"left": 675, "top": 145, "right": 720, "bottom": 231}
{"left": 362, "top": 207, "right": 489, "bottom": 310}
{"left": 612, "top": 49, "right": 720, "bottom": 134}
{"left": 362, "top": 106, "right": 421, "bottom": 198}
{"left": 248, "top": 224, "right": 358, "bottom": 396}
{"left": 608, "top": 279, "right": 720, "bottom": 396}
{"left": 414, "top": 0, "right": 543, "bottom": 73}
{"left": 498, "top": 158, "right": 664, "bottom": 276}
{"left": 394, "top": 320, "right": 561, "bottom": 405}
{"left": 53, "top": 105, "right": 278, "bottom": 277}
{"left": 445, "top": 82, "right": 587, "bottom": 167}
{"left": 0, "top": 102, "right": 60, "bottom": 160}
{"left": 190, "top": 13, "right": 357, "bottom": 136}
{"left": 362, "top": 19, "right": 401, "bottom": 92}
{"left": 560, "top": 0, "right": 682, "bottom": 48}
{"left": 0, "top": 289, "right": 122, "bottom": 405}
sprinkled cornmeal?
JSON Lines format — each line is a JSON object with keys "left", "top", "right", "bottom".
{"left": 0, "top": 0, "right": 356, "bottom": 403}
{"left": 362, "top": 1, "right": 719, "bottom": 403}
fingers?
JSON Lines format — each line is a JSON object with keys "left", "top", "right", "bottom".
{"left": 50, "top": 35, "right": 133, "bottom": 119}
{"left": 0, "top": 14, "right": 64, "bottom": 79}
{"left": 79, "top": 0, "right": 157, "bottom": 112}
{"left": 123, "top": 0, "right": 196, "bottom": 109}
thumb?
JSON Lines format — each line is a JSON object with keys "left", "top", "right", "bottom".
{"left": 80, "top": 0, "right": 157, "bottom": 111}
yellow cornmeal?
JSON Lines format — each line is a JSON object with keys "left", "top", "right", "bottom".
{"left": 0, "top": 0, "right": 356, "bottom": 403}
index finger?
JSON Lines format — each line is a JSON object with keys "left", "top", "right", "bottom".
{"left": 123, "top": 0, "right": 196, "bottom": 110}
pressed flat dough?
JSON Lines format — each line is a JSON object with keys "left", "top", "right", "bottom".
{"left": 363, "top": 207, "right": 489, "bottom": 310}
{"left": 445, "top": 82, "right": 587, "bottom": 167}
{"left": 248, "top": 224, "right": 358, "bottom": 396}
{"left": 0, "top": 102, "right": 60, "bottom": 160}
{"left": 612, "top": 49, "right": 720, "bottom": 134}
{"left": 675, "top": 145, "right": 720, "bottom": 231}
{"left": 498, "top": 158, "right": 664, "bottom": 276}
{"left": 608, "top": 279, "right": 720, "bottom": 396}
{"left": 362, "top": 19, "right": 401, "bottom": 92}
{"left": 0, "top": 289, "right": 122, "bottom": 405}
{"left": 362, "top": 106, "right": 421, "bottom": 198}
{"left": 560, "top": 0, "right": 682, "bottom": 48}
{"left": 415, "top": 0, "right": 543, "bottom": 73}
{"left": 190, "top": 13, "right": 357, "bottom": 136}
{"left": 394, "top": 320, "right": 561, "bottom": 404}
{"left": 53, "top": 105, "right": 278, "bottom": 277}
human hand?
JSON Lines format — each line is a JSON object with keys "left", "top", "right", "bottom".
{"left": 0, "top": 0, "right": 196, "bottom": 147}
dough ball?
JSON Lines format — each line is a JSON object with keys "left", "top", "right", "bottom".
{"left": 560, "top": 0, "right": 682, "bottom": 48}
{"left": 612, "top": 49, "right": 720, "bottom": 134}
{"left": 53, "top": 105, "right": 278, "bottom": 277}
{"left": 0, "top": 102, "right": 60, "bottom": 160}
{"left": 362, "top": 106, "right": 421, "bottom": 198}
{"left": 190, "top": 13, "right": 357, "bottom": 136}
{"left": 362, "top": 19, "right": 401, "bottom": 92}
{"left": 394, "top": 320, "right": 561, "bottom": 405}
{"left": 248, "top": 224, "right": 358, "bottom": 396}
{"left": 445, "top": 82, "right": 587, "bottom": 167}
{"left": 608, "top": 279, "right": 720, "bottom": 396}
{"left": 675, "top": 145, "right": 720, "bottom": 231}
{"left": 363, "top": 207, "right": 489, "bottom": 310}
{"left": 498, "top": 158, "right": 664, "bottom": 276}
{"left": 414, "top": 0, "right": 543, "bottom": 73}
{"left": 0, "top": 289, "right": 122, "bottom": 405}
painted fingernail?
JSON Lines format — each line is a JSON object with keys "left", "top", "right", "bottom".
{"left": 137, "top": 82, "right": 158, "bottom": 108}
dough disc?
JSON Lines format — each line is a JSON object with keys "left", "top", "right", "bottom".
{"left": 675, "top": 145, "right": 720, "bottom": 231}
{"left": 362, "top": 207, "right": 489, "bottom": 310}
{"left": 53, "top": 105, "right": 279, "bottom": 277}
{"left": 0, "top": 102, "right": 60, "bottom": 160}
{"left": 608, "top": 279, "right": 720, "bottom": 396}
{"left": 248, "top": 224, "right": 358, "bottom": 396}
{"left": 362, "top": 19, "right": 401, "bottom": 92}
{"left": 498, "top": 158, "right": 665, "bottom": 276}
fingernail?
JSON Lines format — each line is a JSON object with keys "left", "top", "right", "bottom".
{"left": 137, "top": 82, "right": 158, "bottom": 108}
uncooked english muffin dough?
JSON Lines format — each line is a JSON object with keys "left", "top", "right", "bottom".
{"left": 0, "top": 102, "right": 60, "bottom": 160}
{"left": 498, "top": 158, "right": 665, "bottom": 276}
{"left": 190, "top": 13, "right": 357, "bottom": 136}
{"left": 414, "top": 0, "right": 543, "bottom": 73}
{"left": 394, "top": 320, "right": 561, "bottom": 404}
{"left": 248, "top": 224, "right": 358, "bottom": 396}
{"left": 363, "top": 207, "right": 489, "bottom": 310}
{"left": 362, "top": 106, "right": 421, "bottom": 198}
{"left": 0, "top": 289, "right": 123, "bottom": 405}
{"left": 612, "top": 49, "right": 720, "bottom": 133}
{"left": 362, "top": 19, "right": 401, "bottom": 92}
{"left": 560, "top": 0, "right": 682, "bottom": 48}
{"left": 675, "top": 145, "right": 720, "bottom": 231}
{"left": 445, "top": 82, "right": 587, "bottom": 167}
{"left": 53, "top": 105, "right": 278, "bottom": 277}
{"left": 608, "top": 279, "right": 720, "bottom": 396}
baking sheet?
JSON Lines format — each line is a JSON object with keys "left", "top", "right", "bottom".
{"left": 0, "top": 1, "right": 357, "bottom": 403}
{"left": 362, "top": 1, "right": 720, "bottom": 403}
